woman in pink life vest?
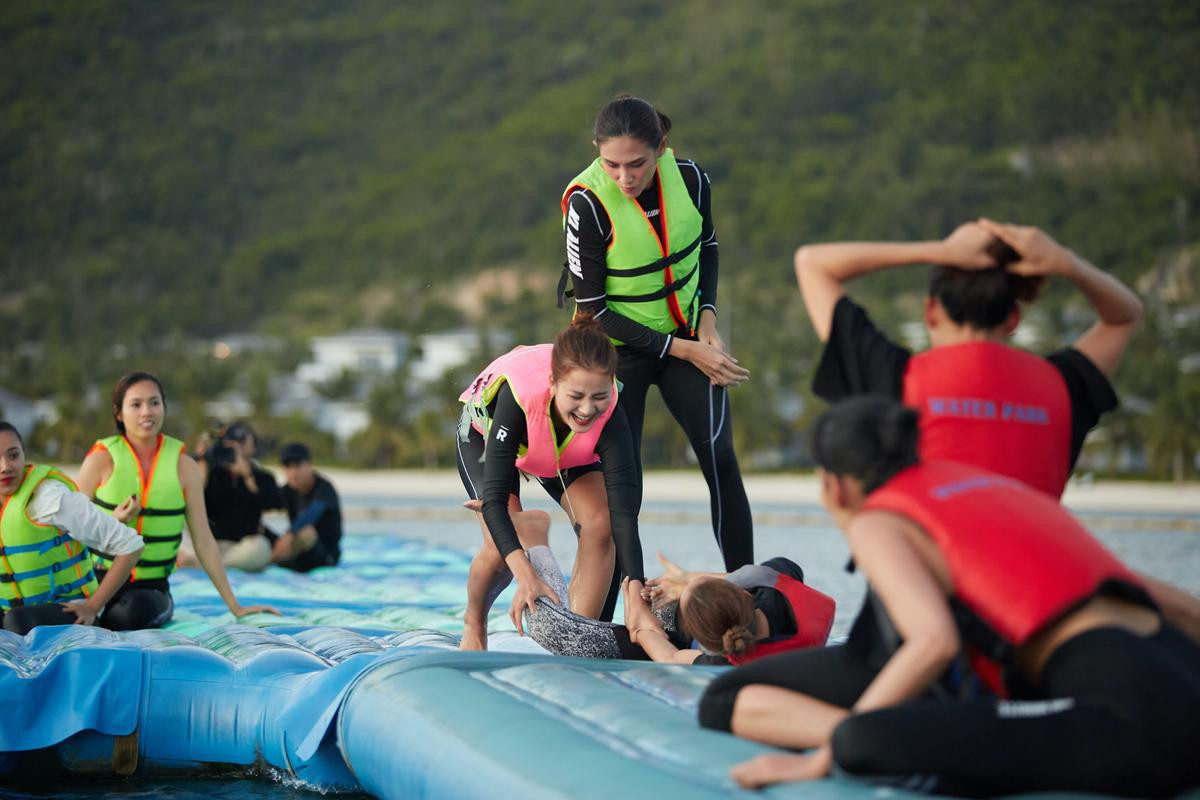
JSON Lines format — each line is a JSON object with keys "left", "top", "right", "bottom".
{"left": 456, "top": 313, "right": 643, "bottom": 650}
{"left": 725, "top": 396, "right": 1200, "bottom": 797}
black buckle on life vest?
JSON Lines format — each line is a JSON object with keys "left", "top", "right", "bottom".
{"left": 139, "top": 532, "right": 183, "bottom": 544}
{"left": 136, "top": 555, "right": 179, "bottom": 568}
{"left": 556, "top": 263, "right": 573, "bottom": 310}
{"left": 93, "top": 498, "right": 118, "bottom": 511}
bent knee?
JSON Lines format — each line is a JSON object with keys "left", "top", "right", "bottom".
{"left": 698, "top": 671, "right": 745, "bottom": 732}
{"left": 830, "top": 713, "right": 895, "bottom": 776}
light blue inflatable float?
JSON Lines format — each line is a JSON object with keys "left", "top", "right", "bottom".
{"left": 1, "top": 533, "right": 1191, "bottom": 799}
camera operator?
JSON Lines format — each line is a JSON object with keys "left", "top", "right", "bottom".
{"left": 197, "top": 421, "right": 284, "bottom": 572}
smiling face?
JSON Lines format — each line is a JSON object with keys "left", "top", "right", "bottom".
{"left": 597, "top": 135, "right": 665, "bottom": 198}
{"left": 550, "top": 367, "right": 614, "bottom": 434}
{"left": 0, "top": 430, "right": 25, "bottom": 499}
{"left": 118, "top": 380, "right": 165, "bottom": 440}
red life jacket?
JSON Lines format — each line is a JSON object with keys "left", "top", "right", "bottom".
{"left": 863, "top": 460, "right": 1152, "bottom": 694}
{"left": 902, "top": 342, "right": 1071, "bottom": 497}
{"left": 726, "top": 574, "right": 837, "bottom": 666}
{"left": 459, "top": 344, "right": 618, "bottom": 479}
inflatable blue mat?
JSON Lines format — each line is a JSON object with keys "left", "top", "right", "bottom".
{"left": 2, "top": 533, "right": 1195, "bottom": 799}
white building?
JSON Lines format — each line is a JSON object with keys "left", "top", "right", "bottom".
{"left": 0, "top": 390, "right": 58, "bottom": 437}
{"left": 295, "top": 329, "right": 409, "bottom": 385}
{"left": 410, "top": 328, "right": 512, "bottom": 384}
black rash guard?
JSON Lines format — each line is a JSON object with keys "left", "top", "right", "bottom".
{"left": 564, "top": 157, "right": 719, "bottom": 357}
{"left": 479, "top": 383, "right": 645, "bottom": 581}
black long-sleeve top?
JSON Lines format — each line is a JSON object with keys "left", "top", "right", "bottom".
{"left": 480, "top": 383, "right": 644, "bottom": 581}
{"left": 563, "top": 157, "right": 719, "bottom": 358}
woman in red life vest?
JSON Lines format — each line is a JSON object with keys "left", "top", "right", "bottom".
{"left": 456, "top": 314, "right": 643, "bottom": 650}
{"left": 795, "top": 219, "right": 1143, "bottom": 499}
{"left": 561, "top": 95, "right": 753, "bottom": 582}
{"left": 725, "top": 396, "right": 1200, "bottom": 797}
{"left": 516, "top": 545, "right": 834, "bottom": 663}
{"left": 75, "top": 372, "right": 278, "bottom": 630}
{"left": 621, "top": 553, "right": 835, "bottom": 665}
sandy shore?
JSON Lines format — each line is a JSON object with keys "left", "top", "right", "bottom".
{"left": 317, "top": 468, "right": 1200, "bottom": 515}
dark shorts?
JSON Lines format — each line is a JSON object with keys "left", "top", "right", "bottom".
{"left": 455, "top": 420, "right": 602, "bottom": 507}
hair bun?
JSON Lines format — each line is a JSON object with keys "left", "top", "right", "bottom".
{"left": 722, "top": 624, "right": 753, "bottom": 655}
{"left": 878, "top": 403, "right": 920, "bottom": 458}
{"left": 570, "top": 310, "right": 604, "bottom": 333}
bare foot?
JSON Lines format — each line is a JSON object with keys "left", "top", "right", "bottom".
{"left": 730, "top": 747, "right": 832, "bottom": 788}
{"left": 459, "top": 622, "right": 488, "bottom": 651}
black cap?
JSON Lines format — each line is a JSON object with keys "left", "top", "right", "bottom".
{"left": 224, "top": 421, "right": 254, "bottom": 442}
{"left": 279, "top": 442, "right": 312, "bottom": 465}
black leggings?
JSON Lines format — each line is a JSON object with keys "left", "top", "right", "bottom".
{"left": 617, "top": 343, "right": 753, "bottom": 571}
{"left": 96, "top": 576, "right": 173, "bottom": 631}
{"left": 834, "top": 625, "right": 1200, "bottom": 797}
{"left": 699, "top": 591, "right": 896, "bottom": 730}
{"left": 0, "top": 603, "right": 79, "bottom": 635}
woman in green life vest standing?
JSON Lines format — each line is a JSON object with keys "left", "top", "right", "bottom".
{"left": 0, "top": 421, "right": 144, "bottom": 634}
{"left": 561, "top": 95, "right": 754, "bottom": 604}
{"left": 76, "top": 372, "right": 279, "bottom": 630}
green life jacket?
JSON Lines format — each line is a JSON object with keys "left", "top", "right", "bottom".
{"left": 92, "top": 434, "right": 186, "bottom": 581}
{"left": 560, "top": 148, "right": 704, "bottom": 340}
{"left": 0, "top": 464, "right": 100, "bottom": 610}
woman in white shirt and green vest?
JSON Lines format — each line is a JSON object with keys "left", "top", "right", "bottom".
{"left": 76, "top": 372, "right": 278, "bottom": 630}
{"left": 0, "top": 421, "right": 143, "bottom": 634}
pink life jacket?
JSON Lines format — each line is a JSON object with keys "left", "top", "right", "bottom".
{"left": 460, "top": 344, "right": 618, "bottom": 479}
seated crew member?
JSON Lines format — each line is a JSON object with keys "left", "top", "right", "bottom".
{"left": 456, "top": 313, "right": 643, "bottom": 651}
{"left": 521, "top": 545, "right": 834, "bottom": 663}
{"left": 198, "top": 421, "right": 283, "bottom": 572}
{"left": 722, "top": 396, "right": 1200, "bottom": 797}
{"left": 274, "top": 442, "right": 342, "bottom": 572}
{"left": 76, "top": 372, "right": 279, "bottom": 630}
{"left": 0, "top": 421, "right": 143, "bottom": 634}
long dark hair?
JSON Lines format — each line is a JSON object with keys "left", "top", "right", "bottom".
{"left": 111, "top": 371, "right": 167, "bottom": 433}
{"left": 593, "top": 93, "right": 672, "bottom": 149}
{"left": 811, "top": 395, "right": 920, "bottom": 493}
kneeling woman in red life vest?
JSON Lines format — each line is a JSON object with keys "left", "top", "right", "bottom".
{"left": 75, "top": 372, "right": 279, "bottom": 630}
{"left": 0, "top": 421, "right": 144, "bottom": 634}
{"left": 456, "top": 313, "right": 643, "bottom": 651}
{"left": 726, "top": 396, "right": 1200, "bottom": 797}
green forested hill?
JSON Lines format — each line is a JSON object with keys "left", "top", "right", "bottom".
{"left": 3, "top": 1, "right": 1198, "bottom": 474}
